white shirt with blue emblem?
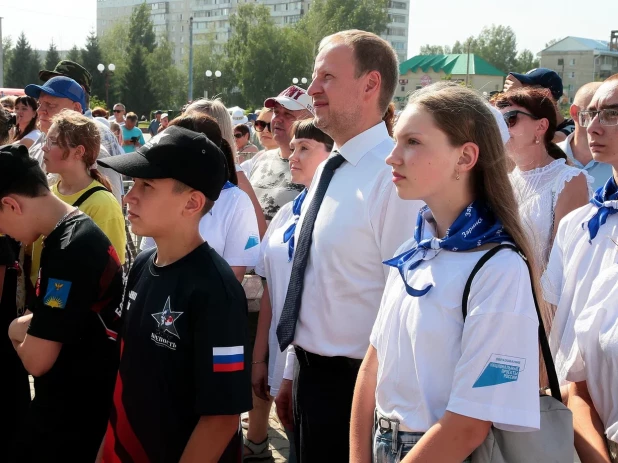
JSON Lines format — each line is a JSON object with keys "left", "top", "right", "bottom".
{"left": 141, "top": 185, "right": 260, "bottom": 267}
{"left": 371, "top": 233, "right": 540, "bottom": 433}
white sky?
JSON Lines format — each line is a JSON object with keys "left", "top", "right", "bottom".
{"left": 0, "top": 0, "right": 617, "bottom": 58}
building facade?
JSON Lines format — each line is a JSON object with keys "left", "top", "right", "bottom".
{"left": 538, "top": 35, "right": 618, "bottom": 103}
{"left": 97, "top": 0, "right": 410, "bottom": 66}
{"left": 394, "top": 54, "right": 506, "bottom": 109}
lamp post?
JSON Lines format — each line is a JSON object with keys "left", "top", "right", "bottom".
{"left": 205, "top": 70, "right": 221, "bottom": 99}
{"left": 292, "top": 77, "right": 308, "bottom": 87}
{"left": 97, "top": 63, "right": 116, "bottom": 108}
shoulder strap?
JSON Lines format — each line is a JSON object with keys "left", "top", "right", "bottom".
{"left": 72, "top": 186, "right": 109, "bottom": 208}
{"left": 461, "top": 243, "right": 562, "bottom": 402}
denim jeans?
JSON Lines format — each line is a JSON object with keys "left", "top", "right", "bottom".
{"left": 373, "top": 426, "right": 472, "bottom": 463}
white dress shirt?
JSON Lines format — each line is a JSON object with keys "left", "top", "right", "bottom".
{"left": 557, "top": 133, "right": 614, "bottom": 192}
{"left": 288, "top": 121, "right": 423, "bottom": 359}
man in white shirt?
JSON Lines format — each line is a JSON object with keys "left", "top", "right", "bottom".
{"left": 275, "top": 30, "right": 422, "bottom": 462}
{"left": 557, "top": 82, "right": 612, "bottom": 192}
{"left": 109, "top": 103, "right": 126, "bottom": 126}
{"left": 544, "top": 74, "right": 618, "bottom": 386}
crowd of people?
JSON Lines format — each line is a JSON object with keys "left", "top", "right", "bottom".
{"left": 0, "top": 28, "right": 617, "bottom": 463}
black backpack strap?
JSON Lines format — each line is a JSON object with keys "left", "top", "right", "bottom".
{"left": 72, "top": 186, "right": 109, "bottom": 208}
{"left": 462, "top": 243, "right": 562, "bottom": 402}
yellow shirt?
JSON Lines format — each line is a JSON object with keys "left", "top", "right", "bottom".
{"left": 30, "top": 180, "right": 127, "bottom": 285}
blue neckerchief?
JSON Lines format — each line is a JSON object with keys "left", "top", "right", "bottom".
{"left": 282, "top": 189, "right": 308, "bottom": 262}
{"left": 583, "top": 176, "right": 618, "bottom": 243}
{"left": 384, "top": 201, "right": 513, "bottom": 297}
{"left": 222, "top": 181, "right": 236, "bottom": 190}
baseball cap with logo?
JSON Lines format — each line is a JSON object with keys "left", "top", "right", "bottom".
{"left": 264, "top": 85, "right": 314, "bottom": 114}
{"left": 25, "top": 76, "right": 87, "bottom": 114}
{"left": 508, "top": 68, "right": 563, "bottom": 100}
{"left": 97, "top": 126, "right": 228, "bottom": 201}
{"left": 39, "top": 60, "right": 93, "bottom": 95}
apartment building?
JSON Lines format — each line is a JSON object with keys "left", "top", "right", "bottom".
{"left": 538, "top": 33, "right": 618, "bottom": 103}
{"left": 97, "top": 0, "right": 410, "bottom": 65}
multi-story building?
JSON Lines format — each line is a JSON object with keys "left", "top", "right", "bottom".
{"left": 97, "top": 0, "right": 410, "bottom": 66}
{"left": 538, "top": 33, "right": 618, "bottom": 103}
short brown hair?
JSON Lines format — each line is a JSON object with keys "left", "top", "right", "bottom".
{"left": 126, "top": 112, "right": 138, "bottom": 122}
{"left": 92, "top": 106, "right": 109, "bottom": 118}
{"left": 320, "top": 30, "right": 399, "bottom": 115}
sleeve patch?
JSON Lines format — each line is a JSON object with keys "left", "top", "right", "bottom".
{"left": 244, "top": 235, "right": 259, "bottom": 250}
{"left": 213, "top": 346, "right": 244, "bottom": 372}
{"left": 43, "top": 279, "right": 72, "bottom": 309}
{"left": 472, "top": 354, "right": 526, "bottom": 388}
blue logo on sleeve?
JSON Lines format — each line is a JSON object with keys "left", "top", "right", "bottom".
{"left": 43, "top": 279, "right": 72, "bottom": 309}
{"left": 244, "top": 235, "right": 259, "bottom": 250}
{"left": 472, "top": 354, "right": 526, "bottom": 388}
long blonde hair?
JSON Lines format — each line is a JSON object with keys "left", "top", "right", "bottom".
{"left": 184, "top": 98, "right": 236, "bottom": 155}
{"left": 408, "top": 82, "right": 551, "bottom": 386}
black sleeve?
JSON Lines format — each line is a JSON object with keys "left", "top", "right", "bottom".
{"left": 0, "top": 236, "right": 16, "bottom": 266}
{"left": 192, "top": 282, "right": 252, "bottom": 416}
{"left": 28, "top": 245, "right": 97, "bottom": 343}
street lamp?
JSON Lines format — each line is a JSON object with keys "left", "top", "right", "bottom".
{"left": 205, "top": 70, "right": 222, "bottom": 99}
{"left": 292, "top": 77, "right": 308, "bottom": 86}
{"left": 97, "top": 63, "right": 116, "bottom": 108}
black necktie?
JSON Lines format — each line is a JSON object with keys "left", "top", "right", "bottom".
{"left": 276, "top": 152, "right": 346, "bottom": 351}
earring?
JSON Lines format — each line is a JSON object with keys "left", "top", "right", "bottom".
{"left": 456, "top": 170, "right": 460, "bottom": 180}
{"left": 535, "top": 136, "right": 540, "bottom": 145}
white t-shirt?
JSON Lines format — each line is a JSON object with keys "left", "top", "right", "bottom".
{"left": 141, "top": 185, "right": 260, "bottom": 266}
{"left": 255, "top": 202, "right": 295, "bottom": 397}
{"left": 566, "top": 264, "right": 618, "bottom": 443}
{"left": 21, "top": 129, "right": 42, "bottom": 143}
{"left": 543, "top": 203, "right": 618, "bottom": 384}
{"left": 371, "top": 238, "right": 540, "bottom": 433}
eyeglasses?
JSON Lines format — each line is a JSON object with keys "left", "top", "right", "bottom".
{"left": 37, "top": 101, "right": 59, "bottom": 112}
{"left": 113, "top": 109, "right": 124, "bottom": 113}
{"left": 254, "top": 120, "right": 271, "bottom": 133}
{"left": 234, "top": 133, "right": 243, "bottom": 139}
{"left": 43, "top": 137, "right": 60, "bottom": 149}
{"left": 578, "top": 109, "right": 618, "bottom": 128}
{"left": 502, "top": 110, "right": 539, "bottom": 128}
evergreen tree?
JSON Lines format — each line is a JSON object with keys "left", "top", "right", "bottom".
{"left": 45, "top": 40, "right": 61, "bottom": 70}
{"left": 29, "top": 51, "right": 42, "bottom": 85}
{"left": 5, "top": 33, "right": 34, "bottom": 88}
{"left": 67, "top": 45, "right": 80, "bottom": 62}
{"left": 122, "top": 46, "right": 153, "bottom": 116}
{"left": 128, "top": 3, "right": 156, "bottom": 53}
{"left": 2, "top": 36, "right": 14, "bottom": 85}
{"left": 80, "top": 31, "right": 105, "bottom": 100}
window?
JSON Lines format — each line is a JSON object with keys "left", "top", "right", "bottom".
{"left": 388, "top": 14, "right": 406, "bottom": 23}
{"left": 387, "top": 27, "right": 406, "bottom": 36}
{"left": 558, "top": 58, "right": 564, "bottom": 66}
{"left": 391, "top": 41, "right": 405, "bottom": 51}
{"left": 416, "top": 85, "right": 422, "bottom": 90}
{"left": 401, "top": 86, "right": 405, "bottom": 91}
{"left": 570, "top": 59, "right": 575, "bottom": 65}
{"left": 570, "top": 72, "right": 575, "bottom": 78}
{"left": 389, "top": 1, "right": 407, "bottom": 8}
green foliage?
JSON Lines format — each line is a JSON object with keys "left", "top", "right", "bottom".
{"left": 45, "top": 40, "right": 61, "bottom": 70}
{"left": 420, "top": 45, "right": 452, "bottom": 55}
{"left": 122, "top": 45, "right": 154, "bottom": 116}
{"left": 5, "top": 33, "right": 39, "bottom": 88}
{"left": 67, "top": 45, "right": 81, "bottom": 62}
{"left": 99, "top": 20, "right": 129, "bottom": 105}
{"left": 513, "top": 49, "right": 539, "bottom": 74}
{"left": 2, "top": 36, "right": 13, "bottom": 83}
{"left": 80, "top": 31, "right": 106, "bottom": 100}
{"left": 90, "top": 95, "right": 107, "bottom": 110}
{"left": 190, "top": 34, "right": 224, "bottom": 100}
{"left": 128, "top": 2, "right": 156, "bottom": 53}
{"left": 148, "top": 37, "right": 186, "bottom": 109}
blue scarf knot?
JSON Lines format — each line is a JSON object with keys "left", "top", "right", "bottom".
{"left": 282, "top": 189, "right": 308, "bottom": 261}
{"left": 583, "top": 176, "right": 618, "bottom": 243}
{"left": 383, "top": 202, "right": 512, "bottom": 297}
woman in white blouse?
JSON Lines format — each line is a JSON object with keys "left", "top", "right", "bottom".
{"left": 250, "top": 119, "right": 332, "bottom": 461}
{"left": 566, "top": 264, "right": 618, "bottom": 463}
{"left": 351, "top": 83, "right": 545, "bottom": 462}
{"left": 494, "top": 87, "right": 591, "bottom": 268}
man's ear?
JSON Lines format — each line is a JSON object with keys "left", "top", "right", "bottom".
{"left": 0, "top": 196, "right": 23, "bottom": 214}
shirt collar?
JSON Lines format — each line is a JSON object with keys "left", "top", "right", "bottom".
{"left": 333, "top": 122, "right": 390, "bottom": 166}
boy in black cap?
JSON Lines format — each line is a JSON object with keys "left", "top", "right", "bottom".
{"left": 98, "top": 126, "right": 251, "bottom": 463}
{"left": 0, "top": 144, "right": 123, "bottom": 462}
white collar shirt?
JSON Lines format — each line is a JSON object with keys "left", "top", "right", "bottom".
{"left": 557, "top": 133, "right": 614, "bottom": 192}
{"left": 290, "top": 121, "right": 423, "bottom": 359}
{"left": 543, "top": 203, "right": 618, "bottom": 384}
{"left": 567, "top": 264, "right": 618, "bottom": 443}
{"left": 372, "top": 232, "right": 540, "bottom": 433}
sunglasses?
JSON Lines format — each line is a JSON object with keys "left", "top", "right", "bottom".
{"left": 502, "top": 110, "right": 539, "bottom": 128}
{"left": 113, "top": 109, "right": 123, "bottom": 113}
{"left": 234, "top": 133, "right": 243, "bottom": 139}
{"left": 254, "top": 120, "right": 271, "bottom": 133}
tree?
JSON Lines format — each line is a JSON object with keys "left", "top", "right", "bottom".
{"left": 545, "top": 38, "right": 562, "bottom": 49}
{"left": 29, "top": 51, "right": 42, "bottom": 86}
{"left": 451, "top": 40, "right": 464, "bottom": 54}
{"left": 128, "top": 2, "right": 156, "bottom": 53}
{"left": 148, "top": 37, "right": 185, "bottom": 110}
{"left": 80, "top": 31, "right": 105, "bottom": 100}
{"left": 420, "top": 45, "right": 445, "bottom": 55}
{"left": 122, "top": 45, "right": 153, "bottom": 116}
{"left": 2, "top": 36, "right": 14, "bottom": 84}
{"left": 67, "top": 45, "right": 81, "bottom": 62}
{"left": 45, "top": 40, "right": 61, "bottom": 70}
{"left": 5, "top": 33, "right": 37, "bottom": 88}
{"left": 514, "top": 49, "right": 539, "bottom": 73}
{"left": 472, "top": 25, "right": 518, "bottom": 74}
{"left": 99, "top": 20, "right": 129, "bottom": 105}
{"left": 298, "top": 0, "right": 389, "bottom": 53}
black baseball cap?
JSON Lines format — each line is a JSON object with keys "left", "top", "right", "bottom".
{"left": 0, "top": 144, "right": 43, "bottom": 197}
{"left": 97, "top": 126, "right": 228, "bottom": 200}
{"left": 508, "top": 68, "right": 563, "bottom": 100}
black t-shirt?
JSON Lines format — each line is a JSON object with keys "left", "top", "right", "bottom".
{"left": 557, "top": 118, "right": 575, "bottom": 137}
{"left": 105, "top": 243, "right": 252, "bottom": 463}
{"left": 23, "top": 213, "right": 124, "bottom": 462}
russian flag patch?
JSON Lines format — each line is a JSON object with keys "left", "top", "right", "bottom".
{"left": 213, "top": 346, "right": 244, "bottom": 372}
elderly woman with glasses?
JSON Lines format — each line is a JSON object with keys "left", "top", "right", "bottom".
{"left": 493, "top": 87, "right": 591, "bottom": 270}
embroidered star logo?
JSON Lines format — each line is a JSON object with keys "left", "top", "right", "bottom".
{"left": 152, "top": 296, "right": 183, "bottom": 338}
{"left": 144, "top": 132, "right": 170, "bottom": 149}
